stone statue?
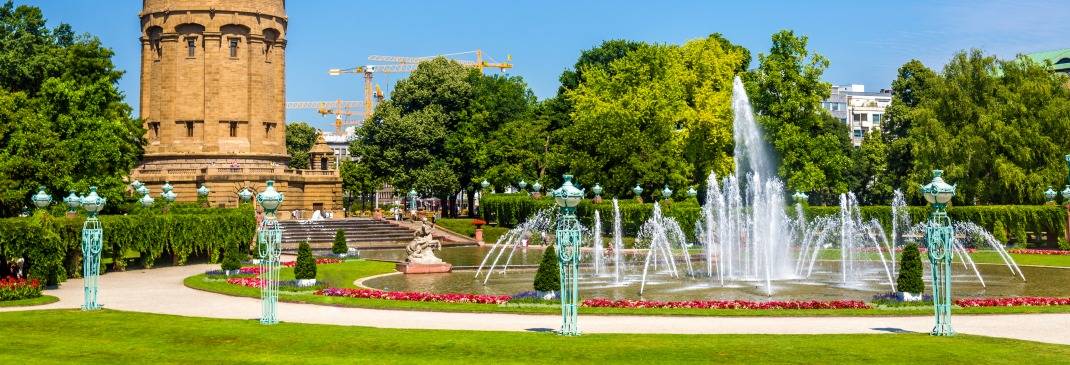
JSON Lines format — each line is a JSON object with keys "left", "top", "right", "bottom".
{"left": 406, "top": 219, "right": 443, "bottom": 265}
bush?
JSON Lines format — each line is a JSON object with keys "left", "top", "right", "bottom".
{"left": 294, "top": 241, "right": 317, "bottom": 280}
{"left": 991, "top": 220, "right": 1007, "bottom": 245}
{"left": 1060, "top": 239, "right": 1070, "bottom": 251}
{"left": 332, "top": 229, "right": 348, "bottom": 255}
{"left": 1015, "top": 226, "right": 1029, "bottom": 248}
{"left": 533, "top": 245, "right": 560, "bottom": 292}
{"left": 896, "top": 242, "right": 925, "bottom": 295}
{"left": 221, "top": 240, "right": 243, "bottom": 272}
{"left": 0, "top": 277, "right": 42, "bottom": 301}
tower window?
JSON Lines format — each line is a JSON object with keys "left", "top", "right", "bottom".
{"left": 187, "top": 38, "right": 196, "bottom": 58}
{"left": 229, "top": 121, "right": 238, "bottom": 137}
{"left": 229, "top": 39, "right": 239, "bottom": 58}
{"left": 148, "top": 122, "right": 160, "bottom": 139}
{"left": 185, "top": 121, "right": 195, "bottom": 137}
{"left": 264, "top": 122, "right": 276, "bottom": 137}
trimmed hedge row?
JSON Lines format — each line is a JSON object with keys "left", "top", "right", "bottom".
{"left": 0, "top": 209, "right": 256, "bottom": 285}
{"left": 480, "top": 194, "right": 1066, "bottom": 245}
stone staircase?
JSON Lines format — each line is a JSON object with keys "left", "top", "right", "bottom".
{"left": 278, "top": 218, "right": 414, "bottom": 251}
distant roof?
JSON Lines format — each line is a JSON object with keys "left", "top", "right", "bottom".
{"left": 1024, "top": 49, "right": 1070, "bottom": 72}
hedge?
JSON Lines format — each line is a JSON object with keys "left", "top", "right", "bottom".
{"left": 0, "top": 208, "right": 255, "bottom": 285}
{"left": 480, "top": 194, "right": 1066, "bottom": 245}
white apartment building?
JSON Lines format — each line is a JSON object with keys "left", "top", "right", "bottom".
{"left": 821, "top": 84, "right": 892, "bottom": 146}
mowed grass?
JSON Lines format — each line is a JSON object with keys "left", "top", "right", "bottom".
{"left": 2, "top": 309, "right": 1069, "bottom": 364}
{"left": 817, "top": 249, "right": 1070, "bottom": 267}
{"left": 0, "top": 295, "right": 58, "bottom": 307}
{"left": 186, "top": 260, "right": 1070, "bottom": 316}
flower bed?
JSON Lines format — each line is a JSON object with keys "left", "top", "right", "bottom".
{"left": 955, "top": 297, "right": 1070, "bottom": 307}
{"left": 1008, "top": 249, "right": 1070, "bottom": 255}
{"left": 227, "top": 277, "right": 268, "bottom": 288}
{"left": 0, "top": 277, "right": 42, "bottom": 301}
{"left": 581, "top": 298, "right": 870, "bottom": 310}
{"left": 316, "top": 288, "right": 511, "bottom": 304}
{"left": 282, "top": 258, "right": 342, "bottom": 267}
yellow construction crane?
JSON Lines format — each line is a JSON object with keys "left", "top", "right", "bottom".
{"left": 326, "top": 50, "right": 512, "bottom": 125}
{"left": 367, "top": 49, "right": 513, "bottom": 73}
{"left": 327, "top": 64, "right": 417, "bottom": 121}
{"left": 285, "top": 99, "right": 362, "bottom": 134}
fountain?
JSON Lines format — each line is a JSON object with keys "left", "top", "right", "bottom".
{"left": 591, "top": 210, "right": 606, "bottom": 276}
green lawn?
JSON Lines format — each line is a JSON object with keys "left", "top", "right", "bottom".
{"left": 1, "top": 309, "right": 1067, "bottom": 364}
{"left": 186, "top": 260, "right": 1070, "bottom": 317}
{"left": 0, "top": 295, "right": 58, "bottom": 308}
{"left": 817, "top": 249, "right": 1070, "bottom": 267}
{"left": 437, "top": 218, "right": 510, "bottom": 243}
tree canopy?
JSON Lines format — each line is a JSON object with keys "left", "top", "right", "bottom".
{"left": 0, "top": 1, "right": 143, "bottom": 216}
{"left": 882, "top": 50, "right": 1070, "bottom": 204}
{"left": 285, "top": 122, "right": 318, "bottom": 169}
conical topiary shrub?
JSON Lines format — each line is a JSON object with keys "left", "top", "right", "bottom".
{"left": 332, "top": 229, "right": 348, "bottom": 255}
{"left": 221, "top": 240, "right": 243, "bottom": 274}
{"left": 991, "top": 220, "right": 1007, "bottom": 245}
{"left": 294, "top": 240, "right": 317, "bottom": 281}
{"left": 533, "top": 244, "right": 560, "bottom": 292}
{"left": 896, "top": 242, "right": 924, "bottom": 295}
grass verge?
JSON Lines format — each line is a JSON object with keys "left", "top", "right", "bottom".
{"left": 1, "top": 309, "right": 1068, "bottom": 364}
{"left": 0, "top": 295, "right": 59, "bottom": 308}
{"left": 185, "top": 260, "right": 1070, "bottom": 317}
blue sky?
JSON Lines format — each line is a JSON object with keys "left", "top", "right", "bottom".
{"left": 24, "top": 0, "right": 1070, "bottom": 131}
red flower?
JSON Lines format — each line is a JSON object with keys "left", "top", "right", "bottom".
{"left": 580, "top": 298, "right": 870, "bottom": 310}
{"left": 954, "top": 297, "right": 1070, "bottom": 307}
{"left": 1008, "top": 249, "right": 1070, "bottom": 256}
{"left": 315, "top": 288, "right": 510, "bottom": 304}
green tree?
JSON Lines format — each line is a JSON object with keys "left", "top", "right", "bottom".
{"left": 991, "top": 220, "right": 1008, "bottom": 244}
{"left": 340, "top": 160, "right": 378, "bottom": 212}
{"left": 332, "top": 229, "right": 348, "bottom": 255}
{"left": 896, "top": 242, "right": 924, "bottom": 294}
{"left": 0, "top": 1, "right": 144, "bottom": 216}
{"left": 563, "top": 34, "right": 749, "bottom": 198}
{"left": 285, "top": 122, "right": 318, "bottom": 169}
{"left": 294, "top": 240, "right": 317, "bottom": 280}
{"left": 850, "top": 131, "right": 893, "bottom": 205}
{"left": 533, "top": 244, "right": 560, "bottom": 292}
{"left": 883, "top": 50, "right": 1070, "bottom": 204}
{"left": 744, "top": 30, "right": 853, "bottom": 203}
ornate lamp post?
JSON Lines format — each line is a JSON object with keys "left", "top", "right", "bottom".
{"left": 518, "top": 180, "right": 528, "bottom": 192}
{"left": 532, "top": 181, "right": 543, "bottom": 199}
{"left": 238, "top": 187, "right": 253, "bottom": 204}
{"left": 161, "top": 181, "right": 177, "bottom": 208}
{"left": 661, "top": 184, "right": 673, "bottom": 201}
{"left": 552, "top": 175, "right": 584, "bottom": 336}
{"left": 591, "top": 183, "right": 603, "bottom": 204}
{"left": 1044, "top": 185, "right": 1057, "bottom": 204}
{"left": 31, "top": 186, "right": 52, "bottom": 211}
{"left": 407, "top": 188, "right": 418, "bottom": 214}
{"left": 63, "top": 191, "right": 82, "bottom": 214}
{"left": 80, "top": 186, "right": 106, "bottom": 310}
{"left": 139, "top": 191, "right": 155, "bottom": 208}
{"left": 256, "top": 180, "right": 284, "bottom": 325}
{"left": 632, "top": 184, "right": 644, "bottom": 203}
{"left": 921, "top": 170, "right": 956, "bottom": 336}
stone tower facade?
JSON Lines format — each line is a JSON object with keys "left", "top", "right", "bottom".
{"left": 133, "top": 0, "right": 342, "bottom": 218}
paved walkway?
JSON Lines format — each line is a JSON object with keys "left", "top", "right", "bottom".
{"left": 3, "top": 264, "right": 1069, "bottom": 345}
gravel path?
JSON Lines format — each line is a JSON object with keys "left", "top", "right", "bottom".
{"left": 3, "top": 264, "right": 1068, "bottom": 345}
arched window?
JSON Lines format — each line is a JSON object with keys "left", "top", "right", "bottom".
{"left": 321, "top": 157, "right": 328, "bottom": 170}
{"left": 175, "top": 23, "right": 205, "bottom": 59}
{"left": 146, "top": 26, "right": 163, "bottom": 60}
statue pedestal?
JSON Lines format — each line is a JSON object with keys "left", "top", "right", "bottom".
{"left": 396, "top": 262, "right": 452, "bottom": 274}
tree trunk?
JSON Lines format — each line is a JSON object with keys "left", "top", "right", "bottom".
{"left": 467, "top": 189, "right": 477, "bottom": 218}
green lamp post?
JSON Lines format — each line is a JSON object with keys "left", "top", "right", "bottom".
{"left": 30, "top": 186, "right": 52, "bottom": 210}
{"left": 256, "top": 180, "right": 284, "bottom": 325}
{"left": 139, "top": 191, "right": 155, "bottom": 208}
{"left": 661, "top": 184, "right": 673, "bottom": 201}
{"left": 80, "top": 186, "right": 106, "bottom": 311}
{"left": 552, "top": 175, "right": 584, "bottom": 336}
{"left": 407, "top": 188, "right": 418, "bottom": 212}
{"left": 921, "top": 170, "right": 956, "bottom": 336}
{"left": 518, "top": 180, "right": 528, "bottom": 191}
{"left": 1044, "top": 185, "right": 1056, "bottom": 204}
{"left": 632, "top": 184, "right": 643, "bottom": 202}
{"left": 591, "top": 183, "right": 603, "bottom": 204}
{"left": 63, "top": 191, "right": 82, "bottom": 214}
{"left": 532, "top": 181, "right": 543, "bottom": 199}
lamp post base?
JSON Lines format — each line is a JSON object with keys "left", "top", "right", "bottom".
{"left": 931, "top": 324, "right": 955, "bottom": 337}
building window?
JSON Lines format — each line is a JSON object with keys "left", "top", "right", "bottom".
{"left": 321, "top": 157, "right": 328, "bottom": 170}
{"left": 853, "top": 113, "right": 868, "bottom": 122}
{"left": 229, "top": 39, "right": 239, "bottom": 58}
{"left": 229, "top": 122, "right": 238, "bottom": 137}
{"left": 186, "top": 38, "right": 196, "bottom": 58}
{"left": 264, "top": 122, "right": 276, "bottom": 138}
{"left": 185, "top": 121, "right": 195, "bottom": 137}
{"left": 853, "top": 130, "right": 863, "bottom": 138}
{"left": 148, "top": 122, "right": 160, "bottom": 139}
{"left": 873, "top": 113, "right": 882, "bottom": 125}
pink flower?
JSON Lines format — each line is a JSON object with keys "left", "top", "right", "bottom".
{"left": 580, "top": 298, "right": 870, "bottom": 310}
{"left": 955, "top": 297, "right": 1070, "bottom": 307}
{"left": 315, "top": 288, "right": 511, "bottom": 304}
{"left": 282, "top": 258, "right": 343, "bottom": 267}
{"left": 1007, "top": 249, "right": 1070, "bottom": 256}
